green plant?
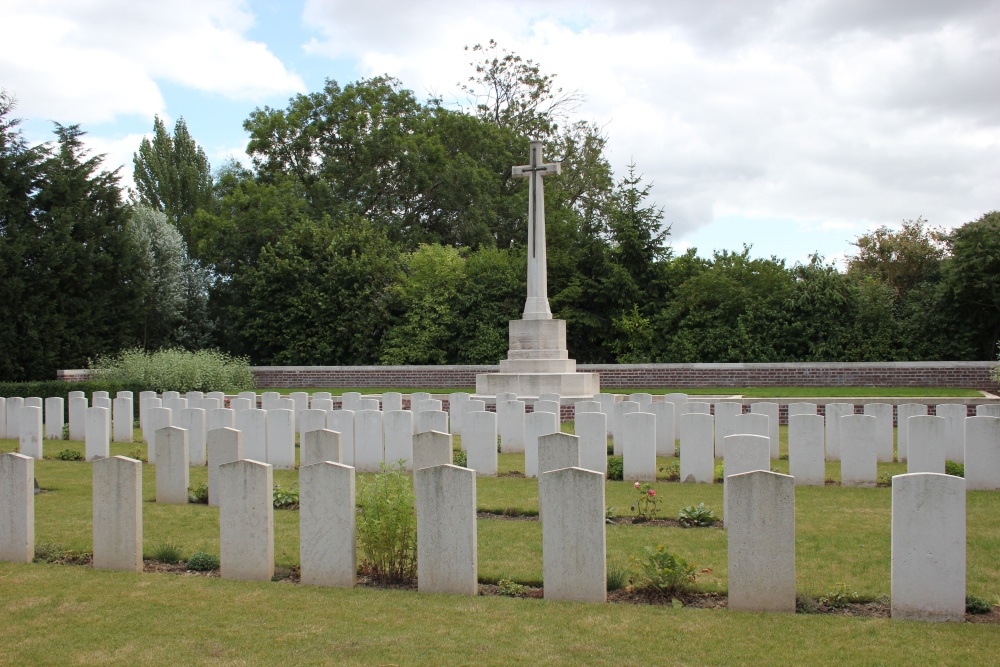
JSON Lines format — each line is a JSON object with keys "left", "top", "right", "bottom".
{"left": 127, "top": 447, "right": 147, "bottom": 462}
{"left": 272, "top": 484, "right": 300, "bottom": 510}
{"left": 877, "top": 472, "right": 894, "bottom": 487}
{"left": 630, "top": 544, "right": 698, "bottom": 595}
{"left": 966, "top": 595, "right": 993, "bottom": 615}
{"left": 796, "top": 594, "right": 819, "bottom": 613}
{"left": 357, "top": 460, "right": 417, "bottom": 583}
{"left": 605, "top": 506, "right": 617, "bottom": 524}
{"left": 189, "top": 483, "right": 209, "bottom": 504}
{"left": 56, "top": 449, "right": 84, "bottom": 461}
{"left": 606, "top": 561, "right": 628, "bottom": 592}
{"left": 713, "top": 463, "right": 724, "bottom": 483}
{"left": 89, "top": 347, "right": 255, "bottom": 393}
{"left": 607, "top": 456, "right": 623, "bottom": 480}
{"left": 34, "top": 542, "right": 68, "bottom": 563}
{"left": 630, "top": 481, "right": 659, "bottom": 521}
{"left": 658, "top": 462, "right": 680, "bottom": 481}
{"left": 186, "top": 551, "right": 220, "bottom": 572}
{"left": 819, "top": 582, "right": 858, "bottom": 609}
{"left": 496, "top": 578, "right": 528, "bottom": 597}
{"left": 150, "top": 542, "right": 184, "bottom": 565}
{"left": 945, "top": 460, "right": 965, "bottom": 477}
{"left": 453, "top": 450, "right": 467, "bottom": 467}
{"left": 61, "top": 424, "right": 69, "bottom": 440}
{"left": 678, "top": 502, "right": 718, "bottom": 527}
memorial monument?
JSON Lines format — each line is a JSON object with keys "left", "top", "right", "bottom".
{"left": 475, "top": 140, "right": 601, "bottom": 400}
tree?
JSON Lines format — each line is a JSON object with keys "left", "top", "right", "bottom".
{"left": 132, "top": 116, "right": 213, "bottom": 248}
{"left": 846, "top": 218, "right": 945, "bottom": 296}
{"left": 939, "top": 211, "right": 1000, "bottom": 358}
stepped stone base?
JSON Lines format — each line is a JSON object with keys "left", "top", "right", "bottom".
{"left": 475, "top": 371, "right": 600, "bottom": 401}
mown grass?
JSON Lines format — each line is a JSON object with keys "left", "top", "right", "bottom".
{"left": 259, "top": 386, "right": 984, "bottom": 397}
{"left": 1, "top": 426, "right": 998, "bottom": 665}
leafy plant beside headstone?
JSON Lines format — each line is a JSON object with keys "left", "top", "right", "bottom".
{"left": 56, "top": 449, "right": 84, "bottom": 461}
{"left": 629, "top": 544, "right": 699, "bottom": 595}
{"left": 630, "top": 482, "right": 659, "bottom": 522}
{"left": 186, "top": 551, "right": 220, "bottom": 572}
{"left": 272, "top": 484, "right": 299, "bottom": 510}
{"left": 357, "top": 460, "right": 417, "bottom": 583}
{"left": 607, "top": 456, "right": 623, "bottom": 480}
{"left": 678, "top": 502, "right": 718, "bottom": 527}
{"left": 945, "top": 460, "right": 965, "bottom": 477}
{"left": 189, "top": 483, "right": 209, "bottom": 504}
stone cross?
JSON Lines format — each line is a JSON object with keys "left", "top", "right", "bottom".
{"left": 513, "top": 140, "right": 561, "bottom": 320}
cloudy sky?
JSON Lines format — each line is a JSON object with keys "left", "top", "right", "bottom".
{"left": 3, "top": 0, "right": 998, "bottom": 266}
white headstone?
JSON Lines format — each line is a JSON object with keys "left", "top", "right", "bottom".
{"left": 840, "top": 414, "right": 877, "bottom": 487}
{"left": 23, "top": 397, "right": 42, "bottom": 409}
{"left": 301, "top": 429, "right": 341, "bottom": 467}
{"left": 596, "top": 393, "right": 620, "bottom": 437}
{"left": 612, "top": 400, "right": 639, "bottom": 456}
{"left": 84, "top": 406, "right": 109, "bottom": 462}
{"left": 935, "top": 404, "right": 967, "bottom": 464}
{"left": 383, "top": 410, "right": 414, "bottom": 471}
{"left": 649, "top": 402, "right": 675, "bottom": 457}
{"left": 630, "top": 393, "right": 653, "bottom": 407}
{"left": 539, "top": 467, "right": 606, "bottom": 603}
{"left": 713, "top": 402, "right": 743, "bottom": 458}
{"left": 788, "top": 402, "right": 817, "bottom": 417}
{"left": 732, "top": 413, "right": 771, "bottom": 458}
{"left": 311, "top": 391, "right": 332, "bottom": 404}
{"left": 359, "top": 398, "right": 380, "bottom": 412}
{"left": 355, "top": 409, "right": 384, "bottom": 473}
{"left": 6, "top": 398, "right": 24, "bottom": 442}
{"left": 93, "top": 390, "right": 111, "bottom": 402}
{"left": 0, "top": 453, "right": 33, "bottom": 563}
{"left": 298, "top": 409, "right": 327, "bottom": 440}
{"left": 448, "top": 392, "right": 471, "bottom": 436}
{"left": 206, "top": 391, "right": 226, "bottom": 404}
{"left": 92, "top": 455, "right": 142, "bottom": 572}
{"left": 327, "top": 410, "right": 356, "bottom": 467}
{"left": 299, "top": 461, "right": 356, "bottom": 588}
{"left": 155, "top": 426, "right": 189, "bottom": 504}
{"left": 539, "top": 393, "right": 562, "bottom": 402}
{"left": 311, "top": 398, "right": 334, "bottom": 412}
{"left": 340, "top": 392, "right": 362, "bottom": 411}
{"left": 622, "top": 411, "right": 656, "bottom": 482}
{"left": 575, "top": 411, "right": 608, "bottom": 475}
{"left": 207, "top": 407, "right": 235, "bottom": 433}
{"left": 266, "top": 408, "right": 296, "bottom": 470}
{"left": 234, "top": 408, "right": 267, "bottom": 462}
{"left": 415, "top": 410, "right": 448, "bottom": 435}
{"left": 788, "top": 414, "right": 824, "bottom": 486}
{"left": 164, "top": 397, "right": 188, "bottom": 414}
{"left": 663, "top": 393, "right": 689, "bottom": 440}
{"left": 177, "top": 408, "right": 207, "bottom": 467}
{"left": 413, "top": 431, "right": 452, "bottom": 470}
{"left": 575, "top": 400, "right": 601, "bottom": 414}
{"left": 498, "top": 400, "right": 526, "bottom": 453}
{"left": 907, "top": 415, "right": 946, "bottom": 474}
{"left": 525, "top": 410, "right": 558, "bottom": 478}
{"left": 112, "top": 396, "right": 133, "bottom": 443}
{"left": 44, "top": 397, "right": 65, "bottom": 440}
{"left": 230, "top": 397, "right": 252, "bottom": 412}
{"left": 824, "top": 403, "right": 853, "bottom": 462}
{"left": 416, "top": 399, "right": 442, "bottom": 413}
{"left": 538, "top": 432, "right": 580, "bottom": 476}
{"left": 687, "top": 401, "right": 711, "bottom": 414}
{"left": 727, "top": 470, "right": 796, "bottom": 613}
{"left": 415, "top": 464, "right": 478, "bottom": 595}
{"left": 863, "top": 403, "right": 894, "bottom": 463}
{"left": 891, "top": 473, "right": 965, "bottom": 622}
{"left": 19, "top": 405, "right": 43, "bottom": 460}
{"left": 162, "top": 391, "right": 180, "bottom": 402}
{"left": 185, "top": 390, "right": 205, "bottom": 405}
{"left": 145, "top": 407, "right": 172, "bottom": 460}
{"left": 464, "top": 411, "right": 498, "bottom": 476}
{"left": 896, "top": 403, "right": 928, "bottom": 463}
{"left": 139, "top": 395, "right": 158, "bottom": 442}
{"left": 680, "top": 413, "right": 714, "bottom": 484}
{"left": 723, "top": 433, "right": 770, "bottom": 520}
{"left": 750, "top": 402, "right": 779, "bottom": 460}
{"left": 382, "top": 392, "right": 403, "bottom": 413}
{"left": 289, "top": 391, "right": 309, "bottom": 416}
{"left": 0, "top": 397, "right": 5, "bottom": 439}
{"left": 207, "top": 427, "right": 242, "bottom": 507}
{"left": 410, "top": 392, "right": 431, "bottom": 408}
{"left": 975, "top": 404, "right": 1000, "bottom": 417}
{"left": 219, "top": 459, "right": 274, "bottom": 581}
{"left": 965, "top": 416, "right": 1000, "bottom": 491}
{"left": 533, "top": 399, "right": 560, "bottom": 415}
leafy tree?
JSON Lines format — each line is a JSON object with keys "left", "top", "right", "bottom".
{"left": 132, "top": 116, "right": 213, "bottom": 247}
{"left": 846, "top": 218, "right": 945, "bottom": 296}
{"left": 939, "top": 211, "right": 1000, "bottom": 358}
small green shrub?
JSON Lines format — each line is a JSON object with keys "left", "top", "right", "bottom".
{"left": 453, "top": 450, "right": 467, "bottom": 467}
{"left": 945, "top": 460, "right": 965, "bottom": 477}
{"left": 34, "top": 542, "right": 68, "bottom": 563}
{"left": 606, "top": 561, "right": 628, "bottom": 592}
{"left": 630, "top": 481, "right": 659, "bottom": 521}
{"left": 56, "top": 449, "right": 84, "bottom": 461}
{"left": 605, "top": 506, "right": 617, "bottom": 524}
{"left": 713, "top": 463, "right": 725, "bottom": 483}
{"left": 607, "top": 456, "right": 623, "bottom": 480}
{"left": 820, "top": 582, "right": 858, "bottom": 609}
{"left": 186, "top": 551, "right": 220, "bottom": 572}
{"left": 357, "top": 460, "right": 417, "bottom": 583}
{"left": 89, "top": 347, "right": 255, "bottom": 393}
{"left": 678, "top": 502, "right": 718, "bottom": 527}
{"left": 796, "top": 594, "right": 819, "bottom": 614}
{"left": 877, "top": 472, "right": 894, "bottom": 487}
{"left": 150, "top": 542, "right": 184, "bottom": 564}
{"left": 272, "top": 484, "right": 300, "bottom": 510}
{"left": 630, "top": 545, "right": 698, "bottom": 595}
{"left": 127, "top": 447, "right": 146, "bottom": 463}
{"left": 966, "top": 595, "right": 993, "bottom": 615}
{"left": 496, "top": 578, "right": 528, "bottom": 597}
{"left": 189, "top": 483, "right": 209, "bottom": 504}
{"left": 658, "top": 462, "right": 680, "bottom": 481}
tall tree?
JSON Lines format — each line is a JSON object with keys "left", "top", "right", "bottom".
{"left": 132, "top": 115, "right": 213, "bottom": 248}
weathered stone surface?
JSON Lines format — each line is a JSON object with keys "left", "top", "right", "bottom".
{"left": 219, "top": 459, "right": 274, "bottom": 582}
{"left": 0, "top": 453, "right": 33, "bottom": 562}
{"left": 936, "top": 404, "right": 967, "bottom": 464}
{"left": 965, "top": 416, "right": 1000, "bottom": 491}
{"left": 161, "top": 391, "right": 180, "bottom": 402}
{"left": 234, "top": 408, "right": 267, "bottom": 462}
{"left": 381, "top": 392, "right": 403, "bottom": 413}
{"left": 416, "top": 398, "right": 441, "bottom": 413}
{"left": 575, "top": 411, "right": 608, "bottom": 475}
{"left": 540, "top": 467, "right": 606, "bottom": 603}
{"left": 630, "top": 393, "right": 653, "bottom": 407}
{"left": 310, "top": 398, "right": 334, "bottom": 412}
{"left": 6, "top": 398, "right": 24, "bottom": 443}
{"left": 788, "top": 402, "right": 817, "bottom": 416}
{"left": 498, "top": 400, "right": 526, "bottom": 453}
{"left": 612, "top": 400, "right": 640, "bottom": 456}
{"left": 840, "top": 414, "right": 877, "bottom": 487}
{"left": 727, "top": 470, "right": 796, "bottom": 613}
{"left": 413, "top": 431, "right": 452, "bottom": 471}
{"left": 145, "top": 405, "right": 172, "bottom": 458}
{"left": 84, "top": 406, "right": 109, "bottom": 462}
{"left": 310, "top": 391, "right": 332, "bottom": 404}
{"left": 92, "top": 456, "right": 142, "bottom": 572}
{"left": 354, "top": 410, "right": 384, "bottom": 473}
{"left": 750, "top": 402, "right": 780, "bottom": 460}
{"left": 383, "top": 410, "right": 414, "bottom": 470}
{"left": 896, "top": 403, "right": 928, "bottom": 463}
{"left": 688, "top": 401, "right": 711, "bottom": 414}
{"left": 207, "top": 427, "right": 242, "bottom": 507}
{"left": 45, "top": 397, "right": 65, "bottom": 440}
{"left": 340, "top": 392, "right": 362, "bottom": 412}
{"left": 975, "top": 404, "right": 1000, "bottom": 417}
{"left": 327, "top": 410, "right": 356, "bottom": 467}
{"left": 891, "top": 473, "right": 965, "bottom": 622}
{"left": 415, "top": 465, "right": 478, "bottom": 596}
{"left": 575, "top": 400, "right": 601, "bottom": 414}
{"left": 723, "top": 434, "right": 771, "bottom": 521}
{"left": 525, "top": 410, "right": 558, "bottom": 478}
{"left": 539, "top": 393, "right": 562, "bottom": 402}
{"left": 415, "top": 409, "right": 449, "bottom": 436}
{"left": 19, "top": 405, "right": 44, "bottom": 460}
{"left": 155, "top": 426, "right": 189, "bottom": 504}
{"left": 448, "top": 392, "right": 471, "bottom": 436}
{"left": 680, "top": 413, "right": 714, "bottom": 484}
{"left": 713, "top": 402, "right": 743, "bottom": 458}
{"left": 299, "top": 462, "right": 356, "bottom": 588}
{"left": 648, "top": 401, "right": 676, "bottom": 457}
{"left": 533, "top": 399, "right": 560, "bottom": 415}
{"left": 907, "top": 415, "right": 946, "bottom": 474}
{"left": 732, "top": 413, "right": 771, "bottom": 458}
{"left": 138, "top": 396, "right": 158, "bottom": 443}
{"left": 112, "top": 396, "right": 133, "bottom": 443}
{"left": 301, "top": 429, "right": 341, "bottom": 467}
{"left": 863, "top": 403, "right": 895, "bottom": 463}
{"left": 0, "top": 397, "right": 5, "bottom": 439}
{"left": 464, "top": 410, "right": 498, "bottom": 476}
{"left": 538, "top": 432, "right": 580, "bottom": 475}
{"left": 177, "top": 408, "right": 207, "bottom": 466}
{"left": 207, "top": 407, "right": 235, "bottom": 433}
{"left": 622, "top": 412, "right": 656, "bottom": 482}
{"left": 663, "top": 393, "right": 688, "bottom": 440}
{"left": 824, "top": 403, "right": 853, "bottom": 462}
{"left": 290, "top": 392, "right": 309, "bottom": 417}
{"left": 359, "top": 398, "right": 380, "bottom": 412}
{"left": 596, "top": 393, "right": 620, "bottom": 436}
{"left": 788, "top": 414, "right": 824, "bottom": 485}
{"left": 229, "top": 397, "right": 252, "bottom": 412}
{"left": 298, "top": 409, "right": 328, "bottom": 442}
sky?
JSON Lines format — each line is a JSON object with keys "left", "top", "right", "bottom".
{"left": 2, "top": 0, "right": 998, "bottom": 268}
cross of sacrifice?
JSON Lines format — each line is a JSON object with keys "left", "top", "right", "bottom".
{"left": 512, "top": 140, "right": 561, "bottom": 320}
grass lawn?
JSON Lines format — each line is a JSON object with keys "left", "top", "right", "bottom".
{"left": 0, "top": 429, "right": 997, "bottom": 665}
{"left": 260, "top": 386, "right": 984, "bottom": 398}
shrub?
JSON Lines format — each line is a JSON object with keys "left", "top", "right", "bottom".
{"left": 357, "top": 460, "right": 417, "bottom": 583}
{"left": 606, "top": 561, "right": 628, "bottom": 592}
{"left": 630, "top": 481, "right": 659, "bottom": 522}
{"left": 630, "top": 544, "right": 698, "bottom": 595}
{"left": 820, "top": 582, "right": 858, "bottom": 609}
{"left": 945, "top": 460, "right": 965, "bottom": 477}
{"left": 713, "top": 463, "right": 725, "bottom": 483}
{"left": 56, "top": 449, "right": 84, "bottom": 461}
{"left": 127, "top": 447, "right": 147, "bottom": 463}
{"left": 89, "top": 347, "right": 255, "bottom": 393}
{"left": 966, "top": 595, "right": 993, "bottom": 615}
{"left": 605, "top": 506, "right": 617, "bottom": 524}
{"left": 496, "top": 578, "right": 528, "bottom": 597}
{"left": 150, "top": 542, "right": 184, "bottom": 564}
{"left": 453, "top": 450, "right": 467, "bottom": 467}
{"left": 658, "top": 461, "right": 680, "bottom": 481}
{"left": 607, "top": 456, "right": 623, "bottom": 480}
{"left": 186, "top": 551, "right": 220, "bottom": 572}
{"left": 272, "top": 484, "right": 299, "bottom": 510}
{"left": 678, "top": 502, "right": 718, "bottom": 527}
{"left": 189, "top": 483, "right": 209, "bottom": 504}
